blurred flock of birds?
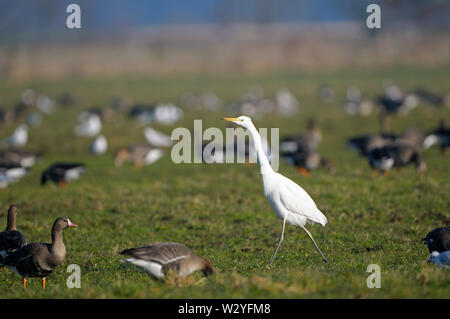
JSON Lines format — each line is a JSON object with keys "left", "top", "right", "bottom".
{"left": 1, "top": 81, "right": 449, "bottom": 188}
{"left": 0, "top": 79, "right": 449, "bottom": 287}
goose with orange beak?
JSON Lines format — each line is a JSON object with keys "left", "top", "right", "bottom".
{"left": 223, "top": 116, "right": 328, "bottom": 265}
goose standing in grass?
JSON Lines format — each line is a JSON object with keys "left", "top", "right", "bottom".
{"left": 0, "top": 164, "right": 27, "bottom": 188}
{"left": 223, "top": 116, "right": 328, "bottom": 265}
{"left": 428, "top": 251, "right": 450, "bottom": 269}
{"left": 74, "top": 112, "right": 102, "bottom": 137}
{"left": 347, "top": 133, "right": 397, "bottom": 156}
{"left": 41, "top": 162, "right": 86, "bottom": 187}
{"left": 143, "top": 127, "right": 172, "bottom": 147}
{"left": 280, "top": 118, "right": 322, "bottom": 155}
{"left": 283, "top": 151, "right": 334, "bottom": 176}
{"left": 422, "top": 227, "right": 450, "bottom": 253}
{"left": 120, "top": 242, "right": 214, "bottom": 278}
{"left": 114, "top": 145, "right": 163, "bottom": 167}
{"left": 368, "top": 142, "right": 426, "bottom": 175}
{"left": 425, "top": 120, "right": 450, "bottom": 152}
{"left": 90, "top": 134, "right": 108, "bottom": 155}
{"left": 2, "top": 217, "right": 77, "bottom": 288}
{"left": 0, "top": 148, "right": 40, "bottom": 168}
{"left": 3, "top": 124, "right": 28, "bottom": 148}
{"left": 0, "top": 205, "right": 26, "bottom": 263}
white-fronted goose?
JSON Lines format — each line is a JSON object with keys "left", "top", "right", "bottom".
{"left": 422, "top": 227, "right": 450, "bottom": 254}
{"left": 115, "top": 145, "right": 163, "bottom": 168}
{"left": 41, "top": 162, "right": 86, "bottom": 187}
{"left": 368, "top": 142, "right": 426, "bottom": 175}
{"left": 120, "top": 242, "right": 214, "bottom": 278}
{"left": 3, "top": 217, "right": 77, "bottom": 288}
{"left": 0, "top": 205, "right": 26, "bottom": 262}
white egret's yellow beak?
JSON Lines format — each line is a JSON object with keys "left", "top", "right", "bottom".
{"left": 222, "top": 117, "right": 241, "bottom": 122}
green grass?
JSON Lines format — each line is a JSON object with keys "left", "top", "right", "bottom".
{"left": 0, "top": 65, "right": 449, "bottom": 298}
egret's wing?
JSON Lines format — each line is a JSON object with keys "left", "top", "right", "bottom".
{"left": 277, "top": 174, "right": 327, "bottom": 225}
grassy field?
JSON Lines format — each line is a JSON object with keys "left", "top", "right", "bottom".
{"left": 0, "top": 65, "right": 449, "bottom": 298}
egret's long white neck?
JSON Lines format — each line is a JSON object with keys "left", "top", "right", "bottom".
{"left": 247, "top": 123, "right": 274, "bottom": 174}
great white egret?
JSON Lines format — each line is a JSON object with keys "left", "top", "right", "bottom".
{"left": 223, "top": 116, "right": 328, "bottom": 265}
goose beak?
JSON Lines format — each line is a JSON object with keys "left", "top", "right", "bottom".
{"left": 68, "top": 220, "right": 78, "bottom": 228}
{"left": 223, "top": 117, "right": 240, "bottom": 122}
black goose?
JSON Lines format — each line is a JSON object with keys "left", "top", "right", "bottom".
{"left": 422, "top": 227, "right": 450, "bottom": 254}
{"left": 368, "top": 142, "right": 426, "bottom": 175}
{"left": 120, "top": 242, "right": 215, "bottom": 278}
{"left": 3, "top": 217, "right": 77, "bottom": 288}
{"left": 0, "top": 205, "right": 26, "bottom": 263}
{"left": 41, "top": 162, "right": 86, "bottom": 187}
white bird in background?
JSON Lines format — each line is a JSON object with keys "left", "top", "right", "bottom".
{"left": 143, "top": 127, "right": 172, "bottom": 147}
{"left": 428, "top": 251, "right": 450, "bottom": 269}
{"left": 74, "top": 113, "right": 102, "bottom": 137}
{"left": 153, "top": 103, "right": 184, "bottom": 125}
{"left": 223, "top": 116, "right": 328, "bottom": 265}
{"left": 90, "top": 134, "right": 108, "bottom": 155}
{"left": 4, "top": 124, "right": 28, "bottom": 148}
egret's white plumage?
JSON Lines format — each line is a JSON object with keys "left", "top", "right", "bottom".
{"left": 223, "top": 116, "right": 328, "bottom": 265}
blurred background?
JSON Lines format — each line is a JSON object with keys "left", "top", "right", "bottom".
{"left": 1, "top": 0, "right": 449, "bottom": 79}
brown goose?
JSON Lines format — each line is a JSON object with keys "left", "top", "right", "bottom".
{"left": 120, "top": 242, "right": 214, "bottom": 278}
{"left": 115, "top": 145, "right": 163, "bottom": 168}
{"left": 280, "top": 118, "right": 322, "bottom": 154}
{"left": 283, "top": 150, "right": 334, "bottom": 176}
{"left": 3, "top": 217, "right": 77, "bottom": 288}
{"left": 0, "top": 205, "right": 26, "bottom": 262}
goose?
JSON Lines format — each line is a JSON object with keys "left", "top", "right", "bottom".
{"left": 347, "top": 133, "right": 397, "bottom": 156}
{"left": 3, "top": 124, "right": 28, "bottom": 148}
{"left": 0, "top": 205, "right": 26, "bottom": 263}
{"left": 115, "top": 145, "right": 163, "bottom": 167}
{"left": 283, "top": 150, "right": 334, "bottom": 176}
{"left": 143, "top": 127, "right": 172, "bottom": 147}
{"left": 344, "top": 86, "right": 374, "bottom": 116}
{"left": 2, "top": 217, "right": 77, "bottom": 288}
{"left": 0, "top": 148, "right": 40, "bottom": 168}
{"left": 368, "top": 142, "right": 426, "bottom": 174}
{"left": 0, "top": 164, "right": 27, "bottom": 188}
{"left": 74, "top": 113, "right": 102, "bottom": 137}
{"left": 36, "top": 95, "right": 55, "bottom": 114}
{"left": 223, "top": 116, "right": 328, "bottom": 265}
{"left": 414, "top": 89, "right": 445, "bottom": 107}
{"left": 120, "top": 242, "right": 214, "bottom": 278}
{"left": 90, "top": 135, "right": 108, "bottom": 155}
{"left": 425, "top": 120, "right": 450, "bottom": 152}
{"left": 41, "top": 162, "right": 86, "bottom": 187}
{"left": 275, "top": 89, "right": 299, "bottom": 117}
{"left": 421, "top": 227, "right": 450, "bottom": 254}
{"left": 280, "top": 118, "right": 322, "bottom": 154}
{"left": 428, "top": 251, "right": 450, "bottom": 269}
